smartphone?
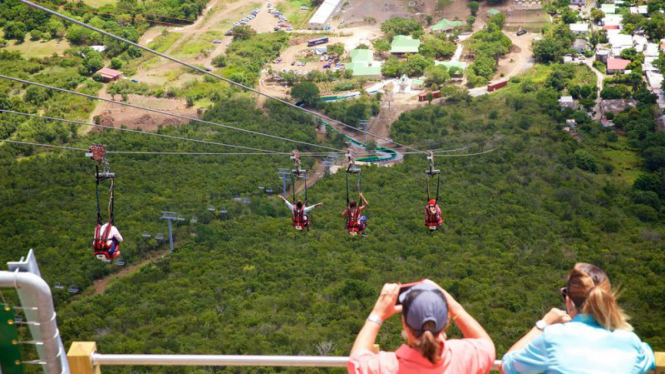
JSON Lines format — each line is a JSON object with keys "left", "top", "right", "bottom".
{"left": 396, "top": 279, "right": 425, "bottom": 305}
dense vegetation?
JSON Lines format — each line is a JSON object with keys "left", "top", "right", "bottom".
{"left": 464, "top": 14, "right": 512, "bottom": 87}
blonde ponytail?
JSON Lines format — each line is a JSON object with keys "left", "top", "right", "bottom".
{"left": 567, "top": 263, "right": 632, "bottom": 331}
{"left": 409, "top": 321, "right": 442, "bottom": 364}
{"left": 583, "top": 286, "right": 632, "bottom": 331}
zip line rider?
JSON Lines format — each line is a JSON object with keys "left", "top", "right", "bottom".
{"left": 424, "top": 151, "right": 443, "bottom": 230}
{"left": 278, "top": 195, "right": 323, "bottom": 230}
{"left": 343, "top": 193, "right": 369, "bottom": 235}
{"left": 90, "top": 144, "right": 123, "bottom": 260}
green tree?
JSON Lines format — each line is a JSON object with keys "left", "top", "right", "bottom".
{"left": 291, "top": 82, "right": 320, "bottom": 106}
{"left": 574, "top": 150, "right": 598, "bottom": 172}
{"left": 328, "top": 43, "right": 345, "bottom": 56}
{"left": 468, "top": 1, "right": 480, "bottom": 16}
{"left": 79, "top": 50, "right": 104, "bottom": 76}
{"left": 590, "top": 8, "right": 605, "bottom": 22}
{"left": 424, "top": 65, "right": 450, "bottom": 86}
{"left": 372, "top": 38, "right": 391, "bottom": 54}
{"left": 3, "top": 21, "right": 27, "bottom": 42}
{"left": 232, "top": 25, "right": 256, "bottom": 40}
{"left": 212, "top": 55, "right": 227, "bottom": 68}
{"left": 110, "top": 58, "right": 123, "bottom": 70}
{"left": 467, "top": 16, "right": 476, "bottom": 27}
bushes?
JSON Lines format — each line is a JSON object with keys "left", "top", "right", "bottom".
{"left": 380, "top": 18, "right": 423, "bottom": 40}
{"left": 291, "top": 82, "right": 320, "bottom": 106}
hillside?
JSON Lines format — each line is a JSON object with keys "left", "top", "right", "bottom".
{"left": 38, "top": 74, "right": 664, "bottom": 372}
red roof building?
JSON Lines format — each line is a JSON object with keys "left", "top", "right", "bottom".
{"left": 97, "top": 67, "right": 123, "bottom": 82}
{"left": 607, "top": 58, "right": 631, "bottom": 73}
{"left": 603, "top": 25, "right": 620, "bottom": 30}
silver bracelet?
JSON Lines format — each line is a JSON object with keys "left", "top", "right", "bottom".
{"left": 367, "top": 314, "right": 383, "bottom": 326}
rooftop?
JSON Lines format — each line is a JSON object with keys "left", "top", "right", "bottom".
{"left": 601, "top": 3, "right": 616, "bottom": 13}
{"left": 600, "top": 98, "right": 637, "bottom": 113}
{"left": 350, "top": 49, "right": 373, "bottom": 63}
{"left": 607, "top": 58, "right": 631, "bottom": 71}
{"left": 570, "top": 23, "right": 589, "bottom": 32}
{"left": 431, "top": 19, "right": 463, "bottom": 31}
{"left": 487, "top": 8, "right": 501, "bottom": 15}
{"left": 97, "top": 67, "right": 123, "bottom": 78}
{"left": 390, "top": 35, "right": 421, "bottom": 53}
{"left": 559, "top": 96, "right": 574, "bottom": 103}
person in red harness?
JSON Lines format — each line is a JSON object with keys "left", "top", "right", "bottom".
{"left": 343, "top": 193, "right": 369, "bottom": 235}
{"left": 93, "top": 222, "right": 123, "bottom": 259}
{"left": 278, "top": 195, "right": 323, "bottom": 230}
{"left": 425, "top": 199, "right": 443, "bottom": 229}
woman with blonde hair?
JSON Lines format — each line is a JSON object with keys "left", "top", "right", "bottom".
{"left": 502, "top": 263, "right": 656, "bottom": 374}
{"left": 348, "top": 280, "right": 495, "bottom": 374}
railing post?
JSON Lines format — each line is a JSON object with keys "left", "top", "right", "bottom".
{"left": 68, "top": 342, "right": 100, "bottom": 374}
{"left": 656, "top": 352, "right": 665, "bottom": 374}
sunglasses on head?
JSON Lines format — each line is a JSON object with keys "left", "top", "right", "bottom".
{"left": 560, "top": 287, "right": 568, "bottom": 302}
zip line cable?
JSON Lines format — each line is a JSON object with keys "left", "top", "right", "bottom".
{"left": 0, "top": 139, "right": 364, "bottom": 157}
{"left": 17, "top": 0, "right": 426, "bottom": 154}
{"left": 0, "top": 110, "right": 285, "bottom": 154}
{"left": 0, "top": 75, "right": 342, "bottom": 153}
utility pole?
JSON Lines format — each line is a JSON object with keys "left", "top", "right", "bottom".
{"left": 160, "top": 212, "right": 185, "bottom": 252}
{"left": 277, "top": 168, "right": 291, "bottom": 196}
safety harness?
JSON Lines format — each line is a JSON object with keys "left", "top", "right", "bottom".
{"left": 345, "top": 150, "right": 363, "bottom": 234}
{"left": 425, "top": 151, "right": 442, "bottom": 230}
{"left": 90, "top": 145, "right": 119, "bottom": 259}
{"left": 291, "top": 150, "right": 309, "bottom": 231}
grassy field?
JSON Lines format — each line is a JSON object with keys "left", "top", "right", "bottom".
{"left": 173, "top": 30, "right": 224, "bottom": 58}
{"left": 600, "top": 138, "right": 642, "bottom": 185}
{"left": 79, "top": 0, "right": 116, "bottom": 7}
{"left": 2, "top": 37, "right": 71, "bottom": 58}
{"left": 147, "top": 31, "right": 184, "bottom": 52}
{"left": 505, "top": 9, "right": 550, "bottom": 32}
{"left": 276, "top": 0, "right": 315, "bottom": 28}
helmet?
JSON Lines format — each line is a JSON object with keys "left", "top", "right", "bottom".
{"left": 428, "top": 199, "right": 436, "bottom": 206}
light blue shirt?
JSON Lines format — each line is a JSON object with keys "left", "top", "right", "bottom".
{"left": 502, "top": 314, "right": 656, "bottom": 374}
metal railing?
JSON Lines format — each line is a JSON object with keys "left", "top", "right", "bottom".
{"left": 90, "top": 353, "right": 502, "bottom": 371}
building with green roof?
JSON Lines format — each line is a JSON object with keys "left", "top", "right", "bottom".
{"left": 486, "top": 8, "right": 501, "bottom": 15}
{"left": 345, "top": 49, "right": 382, "bottom": 78}
{"left": 390, "top": 35, "right": 421, "bottom": 54}
{"left": 601, "top": 3, "right": 616, "bottom": 13}
{"left": 431, "top": 19, "right": 463, "bottom": 32}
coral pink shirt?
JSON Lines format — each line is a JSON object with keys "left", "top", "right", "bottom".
{"left": 348, "top": 338, "right": 495, "bottom": 374}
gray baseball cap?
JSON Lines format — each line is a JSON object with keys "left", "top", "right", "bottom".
{"left": 399, "top": 282, "right": 448, "bottom": 336}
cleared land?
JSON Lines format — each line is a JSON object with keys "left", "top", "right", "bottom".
{"left": 3, "top": 37, "right": 72, "bottom": 58}
{"left": 504, "top": 9, "right": 550, "bottom": 32}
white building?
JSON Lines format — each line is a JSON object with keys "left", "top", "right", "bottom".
{"left": 645, "top": 42, "right": 660, "bottom": 58}
{"left": 570, "top": 23, "right": 589, "bottom": 34}
{"left": 602, "top": 14, "right": 623, "bottom": 27}
{"left": 646, "top": 70, "right": 664, "bottom": 91}
{"left": 308, "top": 0, "right": 343, "bottom": 30}
{"left": 609, "top": 34, "right": 633, "bottom": 55}
{"left": 559, "top": 96, "right": 575, "bottom": 109}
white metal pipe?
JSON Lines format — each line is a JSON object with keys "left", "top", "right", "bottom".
{"left": 0, "top": 271, "right": 68, "bottom": 374}
{"left": 92, "top": 354, "right": 501, "bottom": 370}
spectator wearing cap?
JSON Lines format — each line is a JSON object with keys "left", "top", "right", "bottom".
{"left": 348, "top": 280, "right": 495, "bottom": 374}
{"left": 501, "top": 263, "right": 655, "bottom": 374}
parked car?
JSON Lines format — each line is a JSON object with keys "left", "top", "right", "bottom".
{"left": 302, "top": 61, "right": 306, "bottom": 66}
{"left": 301, "top": 6, "right": 308, "bottom": 10}
{"left": 205, "top": 67, "right": 212, "bottom": 72}
{"left": 279, "top": 23, "right": 288, "bottom": 27}
{"left": 276, "top": 57, "right": 283, "bottom": 63}
{"left": 517, "top": 29, "right": 527, "bottom": 36}
{"left": 224, "top": 30, "right": 232, "bottom": 36}
{"left": 577, "top": 55, "right": 586, "bottom": 60}
{"left": 213, "top": 39, "right": 222, "bottom": 44}
{"left": 286, "top": 26, "right": 293, "bottom": 31}
{"left": 233, "top": 22, "right": 240, "bottom": 26}
{"left": 274, "top": 26, "right": 280, "bottom": 31}
{"left": 323, "top": 64, "right": 331, "bottom": 69}
{"left": 291, "top": 61, "right": 296, "bottom": 66}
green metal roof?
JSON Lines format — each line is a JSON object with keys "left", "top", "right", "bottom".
{"left": 431, "top": 19, "right": 463, "bottom": 31}
{"left": 390, "top": 35, "right": 421, "bottom": 53}
{"left": 345, "top": 61, "right": 382, "bottom": 77}
{"left": 350, "top": 49, "right": 373, "bottom": 62}
{"left": 487, "top": 8, "right": 501, "bottom": 15}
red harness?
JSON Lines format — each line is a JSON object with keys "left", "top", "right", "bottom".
{"left": 425, "top": 205, "right": 441, "bottom": 227}
{"left": 292, "top": 206, "right": 308, "bottom": 229}
{"left": 94, "top": 223, "right": 119, "bottom": 259}
{"left": 346, "top": 208, "right": 360, "bottom": 233}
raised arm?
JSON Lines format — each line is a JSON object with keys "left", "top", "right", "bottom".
{"left": 426, "top": 280, "right": 491, "bottom": 342}
{"left": 360, "top": 193, "right": 369, "bottom": 207}
{"left": 350, "top": 283, "right": 402, "bottom": 356}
